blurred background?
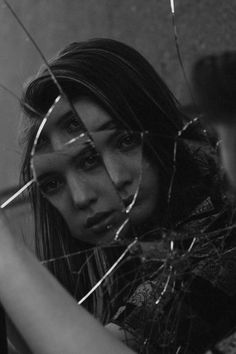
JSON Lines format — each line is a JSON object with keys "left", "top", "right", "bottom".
{"left": 0, "top": 0, "right": 236, "bottom": 242}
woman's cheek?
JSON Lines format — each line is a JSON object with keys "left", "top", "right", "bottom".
{"left": 140, "top": 161, "right": 160, "bottom": 214}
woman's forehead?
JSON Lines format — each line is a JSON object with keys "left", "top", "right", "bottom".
{"left": 43, "top": 96, "right": 116, "bottom": 135}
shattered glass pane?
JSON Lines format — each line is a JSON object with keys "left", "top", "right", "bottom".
{"left": 1, "top": 1, "right": 236, "bottom": 354}
{"left": 31, "top": 127, "right": 144, "bottom": 245}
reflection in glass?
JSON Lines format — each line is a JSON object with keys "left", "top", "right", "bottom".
{"left": 31, "top": 129, "right": 144, "bottom": 245}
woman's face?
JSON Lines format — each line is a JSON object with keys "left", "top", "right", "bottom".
{"left": 33, "top": 97, "right": 160, "bottom": 244}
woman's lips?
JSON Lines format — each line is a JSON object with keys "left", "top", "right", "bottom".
{"left": 85, "top": 195, "right": 138, "bottom": 236}
{"left": 122, "top": 195, "right": 137, "bottom": 210}
{"left": 86, "top": 211, "right": 124, "bottom": 234}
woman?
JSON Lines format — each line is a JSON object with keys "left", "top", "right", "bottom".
{"left": 4, "top": 39, "right": 236, "bottom": 353}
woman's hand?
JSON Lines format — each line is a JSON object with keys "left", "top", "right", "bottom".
{"left": 0, "top": 212, "right": 135, "bottom": 354}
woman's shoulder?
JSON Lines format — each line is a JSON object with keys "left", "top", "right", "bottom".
{"left": 110, "top": 194, "right": 236, "bottom": 353}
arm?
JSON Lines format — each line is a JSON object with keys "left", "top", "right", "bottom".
{"left": 0, "top": 214, "right": 135, "bottom": 354}
{"left": 7, "top": 317, "right": 32, "bottom": 354}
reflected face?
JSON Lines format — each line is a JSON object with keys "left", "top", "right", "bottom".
{"left": 215, "top": 122, "right": 236, "bottom": 188}
{"left": 33, "top": 97, "right": 160, "bottom": 244}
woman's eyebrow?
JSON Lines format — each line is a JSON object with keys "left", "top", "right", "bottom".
{"left": 35, "top": 143, "right": 92, "bottom": 180}
{"left": 94, "top": 120, "right": 118, "bottom": 132}
{"left": 37, "top": 171, "right": 55, "bottom": 183}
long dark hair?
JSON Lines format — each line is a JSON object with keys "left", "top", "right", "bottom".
{"left": 20, "top": 38, "right": 221, "bottom": 322}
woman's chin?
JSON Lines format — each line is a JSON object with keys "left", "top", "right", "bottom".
{"left": 71, "top": 220, "right": 131, "bottom": 246}
{"left": 70, "top": 205, "right": 158, "bottom": 245}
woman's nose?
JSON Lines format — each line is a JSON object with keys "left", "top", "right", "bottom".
{"left": 51, "top": 131, "right": 70, "bottom": 151}
{"left": 66, "top": 172, "right": 97, "bottom": 209}
{"left": 103, "top": 155, "right": 133, "bottom": 194}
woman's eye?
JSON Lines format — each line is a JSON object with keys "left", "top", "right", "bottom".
{"left": 40, "top": 177, "right": 63, "bottom": 196}
{"left": 80, "top": 152, "right": 101, "bottom": 170}
{"left": 118, "top": 132, "right": 140, "bottom": 150}
{"left": 65, "top": 117, "right": 81, "bottom": 133}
